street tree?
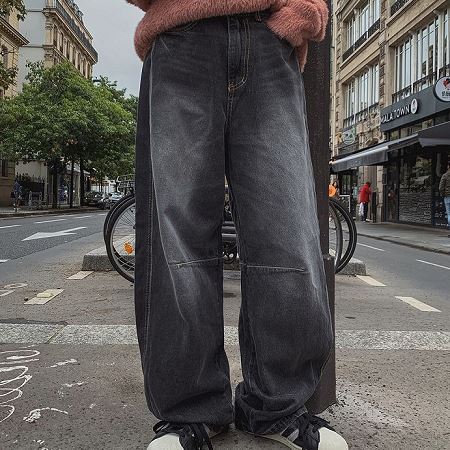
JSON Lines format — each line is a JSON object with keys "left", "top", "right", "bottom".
{"left": 0, "top": 61, "right": 135, "bottom": 208}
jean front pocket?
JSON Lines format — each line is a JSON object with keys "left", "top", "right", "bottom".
{"left": 165, "top": 19, "right": 200, "bottom": 33}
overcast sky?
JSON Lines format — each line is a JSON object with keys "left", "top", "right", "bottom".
{"left": 75, "top": 0, "right": 143, "bottom": 96}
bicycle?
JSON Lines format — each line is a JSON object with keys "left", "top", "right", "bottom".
{"left": 105, "top": 187, "right": 357, "bottom": 282}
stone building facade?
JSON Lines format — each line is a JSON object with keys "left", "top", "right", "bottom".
{"left": 0, "top": 10, "right": 28, "bottom": 206}
{"left": 331, "top": 0, "right": 450, "bottom": 227}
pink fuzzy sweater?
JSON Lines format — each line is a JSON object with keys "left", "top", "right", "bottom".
{"left": 126, "top": 0, "right": 329, "bottom": 72}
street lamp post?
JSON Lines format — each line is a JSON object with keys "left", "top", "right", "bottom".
{"left": 304, "top": 0, "right": 336, "bottom": 414}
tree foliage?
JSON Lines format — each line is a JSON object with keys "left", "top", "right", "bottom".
{"left": 0, "top": 62, "right": 136, "bottom": 200}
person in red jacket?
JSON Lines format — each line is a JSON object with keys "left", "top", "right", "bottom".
{"left": 359, "top": 182, "right": 372, "bottom": 222}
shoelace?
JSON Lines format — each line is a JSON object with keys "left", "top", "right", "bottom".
{"left": 296, "top": 413, "right": 335, "bottom": 436}
{"left": 152, "top": 421, "right": 213, "bottom": 450}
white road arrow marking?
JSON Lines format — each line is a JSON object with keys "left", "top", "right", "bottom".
{"left": 22, "top": 227, "right": 87, "bottom": 241}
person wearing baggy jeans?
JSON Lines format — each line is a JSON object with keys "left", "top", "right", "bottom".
{"left": 128, "top": 2, "right": 348, "bottom": 449}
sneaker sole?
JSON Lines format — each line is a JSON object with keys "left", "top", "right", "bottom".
{"left": 241, "top": 430, "right": 303, "bottom": 450}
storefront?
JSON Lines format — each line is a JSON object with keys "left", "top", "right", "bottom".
{"left": 332, "top": 80, "right": 450, "bottom": 228}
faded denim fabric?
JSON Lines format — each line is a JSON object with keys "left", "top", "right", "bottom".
{"left": 134, "top": 9, "right": 333, "bottom": 436}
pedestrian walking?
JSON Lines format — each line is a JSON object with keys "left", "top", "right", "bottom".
{"left": 127, "top": 1, "right": 347, "bottom": 449}
{"left": 439, "top": 163, "right": 450, "bottom": 237}
{"left": 358, "top": 182, "right": 372, "bottom": 222}
{"left": 12, "top": 179, "right": 22, "bottom": 212}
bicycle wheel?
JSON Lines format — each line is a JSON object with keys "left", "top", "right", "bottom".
{"left": 105, "top": 195, "right": 136, "bottom": 283}
{"left": 329, "top": 201, "right": 343, "bottom": 272}
{"left": 103, "top": 194, "right": 134, "bottom": 246}
{"left": 330, "top": 197, "right": 357, "bottom": 273}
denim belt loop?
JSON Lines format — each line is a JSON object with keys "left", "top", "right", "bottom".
{"left": 255, "top": 10, "right": 262, "bottom": 22}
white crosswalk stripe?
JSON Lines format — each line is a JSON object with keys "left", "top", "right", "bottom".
{"left": 395, "top": 296, "right": 441, "bottom": 312}
{"left": 356, "top": 275, "right": 386, "bottom": 287}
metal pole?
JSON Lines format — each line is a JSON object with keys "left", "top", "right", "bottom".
{"left": 304, "top": 0, "right": 336, "bottom": 414}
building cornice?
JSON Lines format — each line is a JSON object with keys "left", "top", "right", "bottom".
{"left": 0, "top": 17, "right": 29, "bottom": 47}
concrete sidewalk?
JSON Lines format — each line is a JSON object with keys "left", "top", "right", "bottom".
{"left": 357, "top": 221, "right": 450, "bottom": 255}
{"left": 0, "top": 206, "right": 100, "bottom": 218}
{"left": 1, "top": 268, "right": 448, "bottom": 449}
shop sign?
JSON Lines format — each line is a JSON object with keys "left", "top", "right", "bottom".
{"left": 342, "top": 127, "right": 356, "bottom": 145}
{"left": 381, "top": 98, "right": 419, "bottom": 124}
{"left": 434, "top": 76, "right": 450, "bottom": 102}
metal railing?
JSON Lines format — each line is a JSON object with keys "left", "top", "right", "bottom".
{"left": 391, "top": 0, "right": 411, "bottom": 16}
{"left": 392, "top": 65, "right": 450, "bottom": 103}
{"left": 343, "top": 19, "right": 380, "bottom": 62}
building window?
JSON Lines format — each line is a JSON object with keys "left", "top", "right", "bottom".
{"left": 344, "top": 64, "right": 379, "bottom": 127}
{"left": 1, "top": 160, "right": 8, "bottom": 178}
{"left": 344, "top": 0, "right": 381, "bottom": 54}
{"left": 1, "top": 46, "right": 9, "bottom": 68}
{"left": 394, "top": 9, "right": 450, "bottom": 101}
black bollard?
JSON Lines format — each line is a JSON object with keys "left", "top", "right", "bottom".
{"left": 303, "top": 0, "right": 337, "bottom": 414}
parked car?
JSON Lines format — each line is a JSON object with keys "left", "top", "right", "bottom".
{"left": 84, "top": 191, "right": 107, "bottom": 208}
{"left": 104, "top": 191, "right": 124, "bottom": 209}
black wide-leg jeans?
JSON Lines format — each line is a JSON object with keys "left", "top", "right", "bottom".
{"left": 134, "top": 9, "right": 333, "bottom": 436}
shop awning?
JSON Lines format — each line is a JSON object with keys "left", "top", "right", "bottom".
{"left": 330, "top": 121, "right": 450, "bottom": 173}
{"left": 418, "top": 121, "right": 450, "bottom": 147}
{"left": 330, "top": 142, "right": 389, "bottom": 172}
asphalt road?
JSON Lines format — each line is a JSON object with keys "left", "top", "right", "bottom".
{"left": 0, "top": 211, "right": 107, "bottom": 262}
{"left": 354, "top": 235, "right": 449, "bottom": 313}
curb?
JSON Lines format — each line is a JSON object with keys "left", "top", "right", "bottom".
{"left": 82, "top": 248, "right": 367, "bottom": 276}
{"left": 357, "top": 232, "right": 450, "bottom": 256}
{"left": 0, "top": 207, "right": 101, "bottom": 219}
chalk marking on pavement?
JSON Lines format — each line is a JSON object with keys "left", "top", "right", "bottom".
{"left": 67, "top": 271, "right": 93, "bottom": 280}
{"left": 73, "top": 215, "right": 92, "bottom": 219}
{"left": 395, "top": 296, "right": 441, "bottom": 312}
{"left": 34, "top": 219, "right": 67, "bottom": 224}
{"left": 2, "top": 324, "right": 449, "bottom": 350}
{"left": 47, "top": 359, "right": 78, "bottom": 368}
{"left": 23, "top": 407, "right": 68, "bottom": 423}
{"left": 416, "top": 259, "right": 450, "bottom": 271}
{"left": 0, "top": 290, "right": 14, "bottom": 297}
{"left": 0, "top": 224, "right": 21, "bottom": 230}
{"left": 25, "top": 289, "right": 64, "bottom": 305}
{"left": 357, "top": 243, "right": 386, "bottom": 252}
{"left": 22, "top": 227, "right": 87, "bottom": 241}
{"left": 0, "top": 349, "right": 40, "bottom": 423}
{"left": 356, "top": 275, "right": 386, "bottom": 287}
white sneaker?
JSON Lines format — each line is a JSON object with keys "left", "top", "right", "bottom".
{"left": 258, "top": 413, "right": 348, "bottom": 450}
{"left": 147, "top": 421, "right": 228, "bottom": 450}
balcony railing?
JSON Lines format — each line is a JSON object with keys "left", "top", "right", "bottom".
{"left": 392, "top": 65, "right": 450, "bottom": 102}
{"left": 391, "top": 0, "right": 411, "bottom": 16}
{"left": 46, "top": 0, "right": 98, "bottom": 61}
{"left": 343, "top": 19, "right": 380, "bottom": 62}
{"left": 343, "top": 103, "right": 380, "bottom": 129}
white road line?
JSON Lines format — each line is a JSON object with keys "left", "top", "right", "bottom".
{"left": 0, "top": 290, "right": 14, "bottom": 297}
{"left": 357, "top": 243, "right": 386, "bottom": 252}
{"left": 25, "top": 289, "right": 64, "bottom": 305}
{"left": 97, "top": 213, "right": 107, "bottom": 216}
{"left": 356, "top": 275, "right": 386, "bottom": 287}
{"left": 67, "top": 271, "right": 93, "bottom": 280}
{"left": 416, "top": 259, "right": 450, "bottom": 271}
{"left": 0, "top": 224, "right": 21, "bottom": 230}
{"left": 74, "top": 215, "right": 92, "bottom": 219}
{"left": 395, "top": 296, "right": 441, "bottom": 312}
{"left": 0, "top": 260, "right": 9, "bottom": 263}
{"left": 34, "top": 219, "right": 67, "bottom": 224}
